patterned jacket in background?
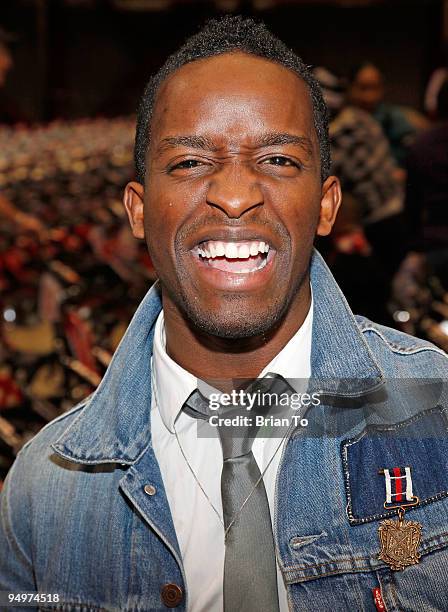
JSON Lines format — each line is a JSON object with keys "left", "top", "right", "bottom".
{"left": 330, "top": 106, "right": 403, "bottom": 225}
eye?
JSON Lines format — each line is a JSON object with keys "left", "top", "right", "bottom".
{"left": 262, "top": 156, "right": 299, "bottom": 168}
{"left": 169, "top": 159, "right": 204, "bottom": 172}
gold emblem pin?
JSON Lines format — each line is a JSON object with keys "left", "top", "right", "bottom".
{"left": 377, "top": 467, "right": 422, "bottom": 571}
{"left": 378, "top": 507, "right": 422, "bottom": 571}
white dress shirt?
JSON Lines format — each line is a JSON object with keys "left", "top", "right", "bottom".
{"left": 151, "top": 297, "right": 313, "bottom": 612}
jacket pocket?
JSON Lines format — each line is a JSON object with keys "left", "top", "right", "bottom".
{"left": 341, "top": 406, "right": 448, "bottom": 525}
{"left": 280, "top": 406, "right": 448, "bottom": 611}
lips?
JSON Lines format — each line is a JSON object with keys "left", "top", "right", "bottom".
{"left": 192, "top": 239, "right": 272, "bottom": 274}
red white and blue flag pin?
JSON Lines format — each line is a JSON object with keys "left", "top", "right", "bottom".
{"left": 377, "top": 466, "right": 422, "bottom": 571}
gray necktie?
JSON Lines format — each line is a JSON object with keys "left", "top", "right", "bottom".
{"left": 184, "top": 385, "right": 280, "bottom": 612}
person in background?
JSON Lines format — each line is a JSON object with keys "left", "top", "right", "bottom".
{"left": 0, "top": 27, "right": 24, "bottom": 123}
{"left": 314, "top": 66, "right": 397, "bottom": 324}
{"left": 322, "top": 67, "right": 406, "bottom": 277}
{"left": 0, "top": 29, "right": 45, "bottom": 234}
{"left": 391, "top": 79, "right": 448, "bottom": 351}
{"left": 405, "top": 77, "right": 448, "bottom": 252}
{"left": 424, "top": 42, "right": 448, "bottom": 120}
{"left": 348, "top": 62, "right": 416, "bottom": 174}
{"left": 0, "top": 36, "right": 12, "bottom": 88}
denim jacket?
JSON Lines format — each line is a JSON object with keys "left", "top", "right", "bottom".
{"left": 1, "top": 250, "right": 448, "bottom": 612}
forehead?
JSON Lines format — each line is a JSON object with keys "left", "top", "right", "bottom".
{"left": 355, "top": 65, "right": 382, "bottom": 84}
{"left": 151, "top": 52, "right": 315, "bottom": 143}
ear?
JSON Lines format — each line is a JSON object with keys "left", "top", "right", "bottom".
{"left": 123, "top": 181, "right": 145, "bottom": 239}
{"left": 316, "top": 176, "right": 342, "bottom": 237}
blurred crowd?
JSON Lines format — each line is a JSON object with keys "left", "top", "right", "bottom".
{"left": 315, "top": 61, "right": 448, "bottom": 349}
{"left": 0, "top": 116, "right": 155, "bottom": 483}
{"left": 0, "top": 32, "right": 448, "bottom": 484}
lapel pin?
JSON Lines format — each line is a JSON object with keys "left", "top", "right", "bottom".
{"left": 377, "top": 467, "right": 422, "bottom": 571}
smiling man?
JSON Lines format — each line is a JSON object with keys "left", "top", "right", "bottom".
{"left": 1, "top": 15, "right": 448, "bottom": 612}
{"left": 125, "top": 45, "right": 338, "bottom": 375}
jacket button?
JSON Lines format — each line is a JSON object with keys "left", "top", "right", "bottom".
{"left": 144, "top": 484, "right": 156, "bottom": 496}
{"left": 161, "top": 583, "right": 183, "bottom": 607}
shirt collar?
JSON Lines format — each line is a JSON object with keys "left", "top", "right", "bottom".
{"left": 151, "top": 310, "right": 197, "bottom": 433}
{"left": 260, "top": 289, "right": 313, "bottom": 381}
{"left": 52, "top": 250, "right": 384, "bottom": 465}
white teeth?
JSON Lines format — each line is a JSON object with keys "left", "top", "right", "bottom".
{"left": 238, "top": 245, "right": 250, "bottom": 258}
{"left": 197, "top": 240, "right": 271, "bottom": 259}
{"left": 215, "top": 242, "right": 225, "bottom": 257}
{"left": 225, "top": 244, "right": 239, "bottom": 259}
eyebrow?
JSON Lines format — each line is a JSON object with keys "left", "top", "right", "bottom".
{"left": 156, "top": 135, "right": 219, "bottom": 154}
{"left": 156, "top": 132, "right": 314, "bottom": 156}
{"left": 256, "top": 132, "right": 314, "bottom": 155}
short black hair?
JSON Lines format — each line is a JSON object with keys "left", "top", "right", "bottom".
{"left": 134, "top": 15, "right": 330, "bottom": 184}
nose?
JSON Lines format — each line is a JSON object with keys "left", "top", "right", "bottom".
{"left": 206, "top": 163, "right": 263, "bottom": 218}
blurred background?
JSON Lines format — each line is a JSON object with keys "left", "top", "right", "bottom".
{"left": 1, "top": 0, "right": 448, "bottom": 484}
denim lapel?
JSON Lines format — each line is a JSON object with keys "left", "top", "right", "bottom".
{"left": 309, "top": 250, "right": 385, "bottom": 397}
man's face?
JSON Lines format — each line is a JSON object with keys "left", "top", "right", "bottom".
{"left": 349, "top": 65, "right": 384, "bottom": 113}
{"left": 125, "top": 52, "right": 340, "bottom": 339}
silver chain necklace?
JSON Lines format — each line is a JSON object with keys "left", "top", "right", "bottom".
{"left": 173, "top": 420, "right": 293, "bottom": 539}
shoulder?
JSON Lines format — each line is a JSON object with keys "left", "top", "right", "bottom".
{"left": 0, "top": 398, "right": 88, "bottom": 548}
{"left": 8, "top": 398, "right": 88, "bottom": 479}
{"left": 376, "top": 103, "right": 403, "bottom": 119}
{"left": 355, "top": 315, "right": 447, "bottom": 374}
{"left": 24, "top": 397, "right": 88, "bottom": 449}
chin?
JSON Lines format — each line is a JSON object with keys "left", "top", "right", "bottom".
{"left": 183, "top": 297, "right": 287, "bottom": 340}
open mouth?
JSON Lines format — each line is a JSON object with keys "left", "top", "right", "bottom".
{"left": 191, "top": 240, "right": 274, "bottom": 274}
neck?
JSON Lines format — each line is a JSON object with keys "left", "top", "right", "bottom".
{"left": 163, "top": 280, "right": 311, "bottom": 381}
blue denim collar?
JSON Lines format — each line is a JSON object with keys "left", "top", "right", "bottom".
{"left": 52, "top": 250, "right": 384, "bottom": 464}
